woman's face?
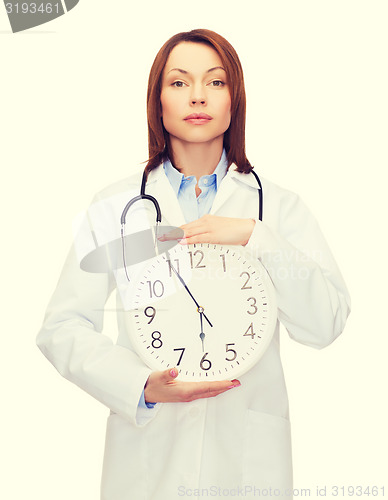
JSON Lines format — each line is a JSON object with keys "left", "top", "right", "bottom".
{"left": 160, "top": 42, "right": 231, "bottom": 148}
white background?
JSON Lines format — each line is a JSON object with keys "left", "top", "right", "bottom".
{"left": 1, "top": 1, "right": 387, "bottom": 498}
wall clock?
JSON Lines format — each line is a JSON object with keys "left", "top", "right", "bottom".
{"left": 125, "top": 243, "right": 277, "bottom": 381}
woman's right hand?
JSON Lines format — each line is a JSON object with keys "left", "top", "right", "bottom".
{"left": 144, "top": 367, "right": 241, "bottom": 404}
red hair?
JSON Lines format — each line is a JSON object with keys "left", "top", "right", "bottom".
{"left": 145, "top": 29, "right": 252, "bottom": 175}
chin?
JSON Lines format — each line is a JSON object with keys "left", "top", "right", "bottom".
{"left": 174, "top": 130, "right": 227, "bottom": 145}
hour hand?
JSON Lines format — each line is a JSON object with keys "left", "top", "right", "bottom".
{"left": 168, "top": 259, "right": 213, "bottom": 327}
{"left": 198, "top": 307, "right": 205, "bottom": 352}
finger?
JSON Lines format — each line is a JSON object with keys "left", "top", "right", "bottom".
{"left": 167, "top": 220, "right": 208, "bottom": 240}
{"left": 205, "top": 379, "right": 241, "bottom": 396}
{"left": 180, "top": 218, "right": 205, "bottom": 230}
{"left": 186, "top": 380, "right": 241, "bottom": 402}
{"left": 180, "top": 219, "right": 208, "bottom": 236}
{"left": 179, "top": 230, "right": 214, "bottom": 245}
{"left": 188, "top": 379, "right": 239, "bottom": 397}
{"left": 196, "top": 388, "right": 230, "bottom": 400}
{"left": 179, "top": 233, "right": 212, "bottom": 245}
{"left": 174, "top": 381, "right": 225, "bottom": 401}
{"left": 158, "top": 228, "right": 185, "bottom": 241}
{"left": 161, "top": 367, "right": 179, "bottom": 383}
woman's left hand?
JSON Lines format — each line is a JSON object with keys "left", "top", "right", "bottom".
{"left": 159, "top": 215, "right": 256, "bottom": 246}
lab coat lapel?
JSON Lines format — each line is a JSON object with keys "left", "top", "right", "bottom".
{"left": 144, "top": 163, "right": 261, "bottom": 223}
{"left": 145, "top": 165, "right": 186, "bottom": 227}
{"left": 209, "top": 172, "right": 236, "bottom": 215}
{"left": 210, "top": 165, "right": 260, "bottom": 215}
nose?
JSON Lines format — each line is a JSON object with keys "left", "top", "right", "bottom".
{"left": 191, "top": 97, "right": 206, "bottom": 105}
{"left": 190, "top": 84, "right": 206, "bottom": 106}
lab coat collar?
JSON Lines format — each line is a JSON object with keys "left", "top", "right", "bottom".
{"left": 228, "top": 166, "right": 263, "bottom": 189}
{"left": 210, "top": 166, "right": 262, "bottom": 215}
{"left": 145, "top": 163, "right": 261, "bottom": 225}
{"left": 146, "top": 166, "right": 186, "bottom": 226}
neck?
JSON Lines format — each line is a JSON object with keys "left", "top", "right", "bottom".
{"left": 169, "top": 136, "right": 224, "bottom": 180}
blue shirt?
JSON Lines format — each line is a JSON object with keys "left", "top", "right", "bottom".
{"left": 139, "top": 150, "right": 229, "bottom": 408}
{"left": 162, "top": 150, "right": 229, "bottom": 223}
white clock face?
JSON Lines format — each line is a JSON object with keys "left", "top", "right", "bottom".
{"left": 125, "top": 243, "right": 277, "bottom": 381}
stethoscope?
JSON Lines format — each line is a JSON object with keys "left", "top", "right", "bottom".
{"left": 120, "top": 168, "right": 263, "bottom": 281}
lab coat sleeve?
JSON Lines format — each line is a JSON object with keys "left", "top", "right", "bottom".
{"left": 245, "top": 190, "right": 351, "bottom": 349}
{"left": 36, "top": 242, "right": 160, "bottom": 427}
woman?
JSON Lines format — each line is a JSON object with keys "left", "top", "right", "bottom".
{"left": 37, "top": 29, "right": 351, "bottom": 499}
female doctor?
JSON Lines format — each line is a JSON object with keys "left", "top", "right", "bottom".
{"left": 37, "top": 29, "right": 351, "bottom": 500}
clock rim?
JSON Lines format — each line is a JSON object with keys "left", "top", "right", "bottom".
{"left": 125, "top": 243, "right": 277, "bottom": 381}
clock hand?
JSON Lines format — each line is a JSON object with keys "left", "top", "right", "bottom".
{"left": 168, "top": 260, "right": 213, "bottom": 328}
{"left": 198, "top": 307, "right": 205, "bottom": 352}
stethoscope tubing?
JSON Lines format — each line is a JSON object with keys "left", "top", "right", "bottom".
{"left": 120, "top": 167, "right": 263, "bottom": 281}
{"left": 121, "top": 168, "right": 263, "bottom": 226}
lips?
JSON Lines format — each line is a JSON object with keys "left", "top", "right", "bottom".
{"left": 184, "top": 113, "right": 213, "bottom": 121}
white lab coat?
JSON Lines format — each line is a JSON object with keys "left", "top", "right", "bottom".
{"left": 37, "top": 164, "right": 351, "bottom": 500}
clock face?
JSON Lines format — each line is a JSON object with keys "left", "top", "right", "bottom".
{"left": 125, "top": 243, "right": 277, "bottom": 381}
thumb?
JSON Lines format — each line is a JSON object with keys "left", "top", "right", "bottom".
{"left": 163, "top": 367, "right": 179, "bottom": 382}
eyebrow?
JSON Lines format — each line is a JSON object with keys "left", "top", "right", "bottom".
{"left": 167, "top": 66, "right": 226, "bottom": 75}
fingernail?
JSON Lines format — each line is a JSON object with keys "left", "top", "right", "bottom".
{"left": 169, "top": 368, "right": 177, "bottom": 377}
{"left": 179, "top": 238, "right": 188, "bottom": 245}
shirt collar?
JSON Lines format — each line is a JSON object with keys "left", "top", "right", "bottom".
{"left": 163, "top": 149, "right": 229, "bottom": 196}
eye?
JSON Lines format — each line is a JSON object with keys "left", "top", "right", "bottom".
{"left": 209, "top": 80, "right": 225, "bottom": 87}
{"left": 172, "top": 81, "right": 187, "bottom": 88}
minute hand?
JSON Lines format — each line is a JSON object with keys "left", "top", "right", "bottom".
{"left": 169, "top": 262, "right": 213, "bottom": 328}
